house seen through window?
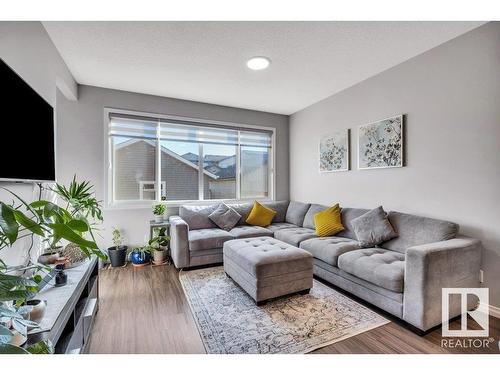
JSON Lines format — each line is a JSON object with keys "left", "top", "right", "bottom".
{"left": 108, "top": 113, "right": 273, "bottom": 204}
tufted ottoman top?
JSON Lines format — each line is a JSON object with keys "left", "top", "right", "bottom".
{"left": 223, "top": 237, "right": 313, "bottom": 279}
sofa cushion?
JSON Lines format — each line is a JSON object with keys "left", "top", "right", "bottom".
{"left": 300, "top": 236, "right": 360, "bottom": 266}
{"left": 337, "top": 207, "right": 370, "bottom": 240}
{"left": 337, "top": 248, "right": 405, "bottom": 292}
{"left": 314, "top": 204, "right": 344, "bottom": 236}
{"left": 382, "top": 211, "right": 459, "bottom": 253}
{"left": 246, "top": 201, "right": 276, "bottom": 227}
{"left": 285, "top": 201, "right": 311, "bottom": 226}
{"left": 228, "top": 225, "right": 273, "bottom": 239}
{"left": 188, "top": 228, "right": 234, "bottom": 251}
{"left": 351, "top": 206, "right": 398, "bottom": 247}
{"left": 262, "top": 200, "right": 289, "bottom": 223}
{"left": 227, "top": 202, "right": 253, "bottom": 226}
{"left": 303, "top": 204, "right": 329, "bottom": 229}
{"left": 274, "top": 227, "right": 317, "bottom": 247}
{"left": 208, "top": 203, "right": 241, "bottom": 231}
{"left": 179, "top": 205, "right": 218, "bottom": 230}
{"left": 266, "top": 222, "right": 299, "bottom": 233}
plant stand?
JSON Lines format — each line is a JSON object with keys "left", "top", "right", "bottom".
{"left": 151, "top": 260, "right": 169, "bottom": 267}
{"left": 106, "top": 262, "right": 128, "bottom": 270}
{"left": 132, "top": 262, "right": 150, "bottom": 269}
{"left": 149, "top": 219, "right": 170, "bottom": 241}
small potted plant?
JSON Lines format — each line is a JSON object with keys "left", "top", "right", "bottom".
{"left": 130, "top": 245, "right": 152, "bottom": 267}
{"left": 149, "top": 227, "right": 170, "bottom": 265}
{"left": 107, "top": 228, "right": 128, "bottom": 267}
{"left": 152, "top": 203, "right": 166, "bottom": 223}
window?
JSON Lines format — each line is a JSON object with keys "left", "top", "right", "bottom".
{"left": 107, "top": 111, "right": 274, "bottom": 206}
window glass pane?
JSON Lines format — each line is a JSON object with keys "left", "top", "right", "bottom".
{"left": 109, "top": 115, "right": 273, "bottom": 204}
{"left": 240, "top": 146, "right": 269, "bottom": 198}
{"left": 203, "top": 144, "right": 236, "bottom": 199}
{"left": 160, "top": 140, "right": 200, "bottom": 200}
{"left": 113, "top": 136, "right": 157, "bottom": 201}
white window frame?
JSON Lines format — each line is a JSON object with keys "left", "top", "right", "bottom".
{"left": 104, "top": 108, "right": 276, "bottom": 209}
{"left": 139, "top": 180, "right": 166, "bottom": 200}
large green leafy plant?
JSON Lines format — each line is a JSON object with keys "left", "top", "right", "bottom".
{"left": 0, "top": 176, "right": 105, "bottom": 354}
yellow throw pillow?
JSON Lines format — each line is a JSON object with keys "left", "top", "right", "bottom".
{"left": 245, "top": 201, "right": 277, "bottom": 227}
{"left": 314, "top": 204, "right": 345, "bottom": 237}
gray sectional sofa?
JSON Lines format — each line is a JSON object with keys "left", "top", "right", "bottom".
{"left": 169, "top": 200, "right": 482, "bottom": 331}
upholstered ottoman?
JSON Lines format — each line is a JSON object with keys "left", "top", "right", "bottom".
{"left": 223, "top": 237, "right": 313, "bottom": 305}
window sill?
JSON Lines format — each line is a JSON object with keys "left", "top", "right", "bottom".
{"left": 104, "top": 197, "right": 274, "bottom": 211}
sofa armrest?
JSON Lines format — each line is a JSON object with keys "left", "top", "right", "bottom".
{"left": 170, "top": 215, "right": 190, "bottom": 268}
{"left": 403, "top": 236, "right": 482, "bottom": 331}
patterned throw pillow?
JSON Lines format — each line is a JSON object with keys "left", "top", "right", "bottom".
{"left": 208, "top": 203, "right": 242, "bottom": 231}
{"left": 351, "top": 206, "right": 398, "bottom": 247}
{"left": 314, "top": 204, "right": 345, "bottom": 237}
{"left": 245, "top": 201, "right": 276, "bottom": 227}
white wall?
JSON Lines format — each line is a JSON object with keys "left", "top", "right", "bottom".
{"left": 289, "top": 22, "right": 500, "bottom": 306}
{"left": 0, "top": 22, "right": 77, "bottom": 105}
{"left": 0, "top": 22, "right": 77, "bottom": 267}
{"left": 56, "top": 85, "right": 289, "bottom": 249}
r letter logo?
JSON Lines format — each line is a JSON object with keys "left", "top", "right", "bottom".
{"left": 442, "top": 288, "right": 489, "bottom": 337}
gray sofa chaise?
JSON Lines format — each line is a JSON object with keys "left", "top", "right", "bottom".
{"left": 169, "top": 201, "right": 482, "bottom": 331}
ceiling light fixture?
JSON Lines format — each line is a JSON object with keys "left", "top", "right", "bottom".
{"left": 246, "top": 56, "right": 271, "bottom": 71}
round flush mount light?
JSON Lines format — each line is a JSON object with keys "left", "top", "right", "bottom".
{"left": 246, "top": 56, "right": 271, "bottom": 70}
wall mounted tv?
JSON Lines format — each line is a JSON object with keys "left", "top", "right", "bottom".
{"left": 0, "top": 59, "right": 55, "bottom": 182}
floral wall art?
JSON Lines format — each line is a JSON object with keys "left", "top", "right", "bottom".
{"left": 319, "top": 130, "right": 349, "bottom": 172}
{"left": 358, "top": 115, "right": 404, "bottom": 169}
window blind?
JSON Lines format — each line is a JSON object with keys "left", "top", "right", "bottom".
{"left": 159, "top": 121, "right": 238, "bottom": 146}
{"left": 109, "top": 116, "right": 157, "bottom": 139}
{"left": 109, "top": 113, "right": 272, "bottom": 147}
{"left": 240, "top": 131, "right": 272, "bottom": 148}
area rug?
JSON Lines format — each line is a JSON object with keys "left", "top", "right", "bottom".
{"left": 179, "top": 266, "right": 389, "bottom": 354}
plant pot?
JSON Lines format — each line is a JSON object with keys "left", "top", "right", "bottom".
{"left": 154, "top": 215, "right": 163, "bottom": 223}
{"left": 38, "top": 245, "right": 64, "bottom": 265}
{"left": 130, "top": 251, "right": 151, "bottom": 265}
{"left": 153, "top": 249, "right": 167, "bottom": 265}
{"left": 24, "top": 299, "right": 47, "bottom": 323}
{"left": 9, "top": 330, "right": 27, "bottom": 347}
{"left": 108, "top": 246, "right": 128, "bottom": 267}
{"left": 37, "top": 252, "right": 61, "bottom": 265}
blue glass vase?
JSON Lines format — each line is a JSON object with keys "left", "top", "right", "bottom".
{"left": 130, "top": 250, "right": 151, "bottom": 265}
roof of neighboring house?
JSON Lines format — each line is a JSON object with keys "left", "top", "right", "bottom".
{"left": 181, "top": 152, "right": 199, "bottom": 163}
{"left": 181, "top": 153, "right": 231, "bottom": 165}
{"left": 204, "top": 155, "right": 228, "bottom": 163}
{"left": 205, "top": 164, "right": 236, "bottom": 180}
{"left": 115, "top": 139, "right": 267, "bottom": 181}
{"left": 115, "top": 139, "right": 218, "bottom": 179}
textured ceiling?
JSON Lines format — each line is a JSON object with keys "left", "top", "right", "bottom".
{"left": 43, "top": 21, "right": 484, "bottom": 114}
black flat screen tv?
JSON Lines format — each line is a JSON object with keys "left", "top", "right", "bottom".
{"left": 0, "top": 58, "right": 55, "bottom": 182}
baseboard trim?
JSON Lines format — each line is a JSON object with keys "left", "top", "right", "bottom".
{"left": 479, "top": 303, "right": 500, "bottom": 319}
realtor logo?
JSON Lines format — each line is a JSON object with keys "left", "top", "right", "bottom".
{"left": 442, "top": 288, "right": 489, "bottom": 337}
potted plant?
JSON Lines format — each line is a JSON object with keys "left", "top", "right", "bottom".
{"left": 36, "top": 176, "right": 104, "bottom": 264}
{"left": 149, "top": 227, "right": 170, "bottom": 265}
{"left": 152, "top": 203, "right": 166, "bottom": 223}
{"left": 0, "top": 176, "right": 105, "bottom": 353}
{"left": 107, "top": 228, "right": 128, "bottom": 268}
{"left": 130, "top": 245, "right": 152, "bottom": 266}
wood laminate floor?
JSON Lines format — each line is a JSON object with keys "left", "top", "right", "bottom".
{"left": 87, "top": 264, "right": 499, "bottom": 354}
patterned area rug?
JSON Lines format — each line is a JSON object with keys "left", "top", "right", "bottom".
{"left": 179, "top": 266, "right": 389, "bottom": 354}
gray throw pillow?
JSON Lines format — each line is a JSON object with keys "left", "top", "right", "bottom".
{"left": 208, "top": 203, "right": 242, "bottom": 231}
{"left": 351, "top": 206, "right": 398, "bottom": 247}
